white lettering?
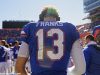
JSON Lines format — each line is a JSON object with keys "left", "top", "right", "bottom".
{"left": 36, "top": 22, "right": 63, "bottom": 27}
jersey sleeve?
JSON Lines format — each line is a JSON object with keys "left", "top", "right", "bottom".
{"left": 69, "top": 23, "right": 80, "bottom": 43}
{"left": 69, "top": 39, "right": 86, "bottom": 75}
{"left": 18, "top": 41, "right": 29, "bottom": 57}
{"left": 73, "top": 26, "right": 80, "bottom": 41}
{"left": 83, "top": 47, "right": 92, "bottom": 72}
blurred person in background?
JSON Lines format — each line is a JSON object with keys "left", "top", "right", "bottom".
{"left": 12, "top": 41, "right": 20, "bottom": 61}
{"left": 0, "top": 40, "right": 7, "bottom": 74}
{"left": 83, "top": 25, "right": 100, "bottom": 75}
{"left": 11, "top": 41, "right": 20, "bottom": 71}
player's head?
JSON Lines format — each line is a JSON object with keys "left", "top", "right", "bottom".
{"left": 13, "top": 41, "right": 19, "bottom": 46}
{"left": 0, "top": 40, "right": 7, "bottom": 46}
{"left": 93, "top": 25, "right": 100, "bottom": 44}
{"left": 85, "top": 34, "right": 95, "bottom": 44}
{"left": 39, "top": 6, "right": 60, "bottom": 21}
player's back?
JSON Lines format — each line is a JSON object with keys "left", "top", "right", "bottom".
{"left": 21, "top": 21, "right": 79, "bottom": 75}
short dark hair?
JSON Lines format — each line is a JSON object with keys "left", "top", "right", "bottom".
{"left": 85, "top": 34, "right": 94, "bottom": 41}
{"left": 1, "top": 40, "right": 6, "bottom": 46}
{"left": 12, "top": 41, "right": 19, "bottom": 46}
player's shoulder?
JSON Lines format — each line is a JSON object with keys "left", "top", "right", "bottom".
{"left": 23, "top": 21, "right": 37, "bottom": 28}
{"left": 21, "top": 22, "right": 37, "bottom": 33}
{"left": 63, "top": 22, "right": 76, "bottom": 28}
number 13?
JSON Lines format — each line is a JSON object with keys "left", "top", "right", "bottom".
{"left": 36, "top": 29, "right": 64, "bottom": 60}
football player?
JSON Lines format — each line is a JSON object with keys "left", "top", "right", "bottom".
{"left": 0, "top": 40, "right": 7, "bottom": 74}
{"left": 15, "top": 6, "right": 86, "bottom": 75}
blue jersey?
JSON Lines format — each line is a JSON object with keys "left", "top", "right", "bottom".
{"left": 21, "top": 21, "right": 79, "bottom": 75}
{"left": 83, "top": 44, "right": 100, "bottom": 75}
{"left": 11, "top": 46, "right": 20, "bottom": 59}
{"left": 0, "top": 46, "right": 7, "bottom": 62}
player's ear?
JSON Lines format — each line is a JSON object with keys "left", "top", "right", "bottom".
{"left": 56, "top": 16, "right": 60, "bottom": 21}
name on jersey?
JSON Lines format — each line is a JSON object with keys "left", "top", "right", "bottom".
{"left": 36, "top": 22, "right": 63, "bottom": 27}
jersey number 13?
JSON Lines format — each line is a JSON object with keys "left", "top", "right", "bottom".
{"left": 36, "top": 29, "right": 64, "bottom": 60}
